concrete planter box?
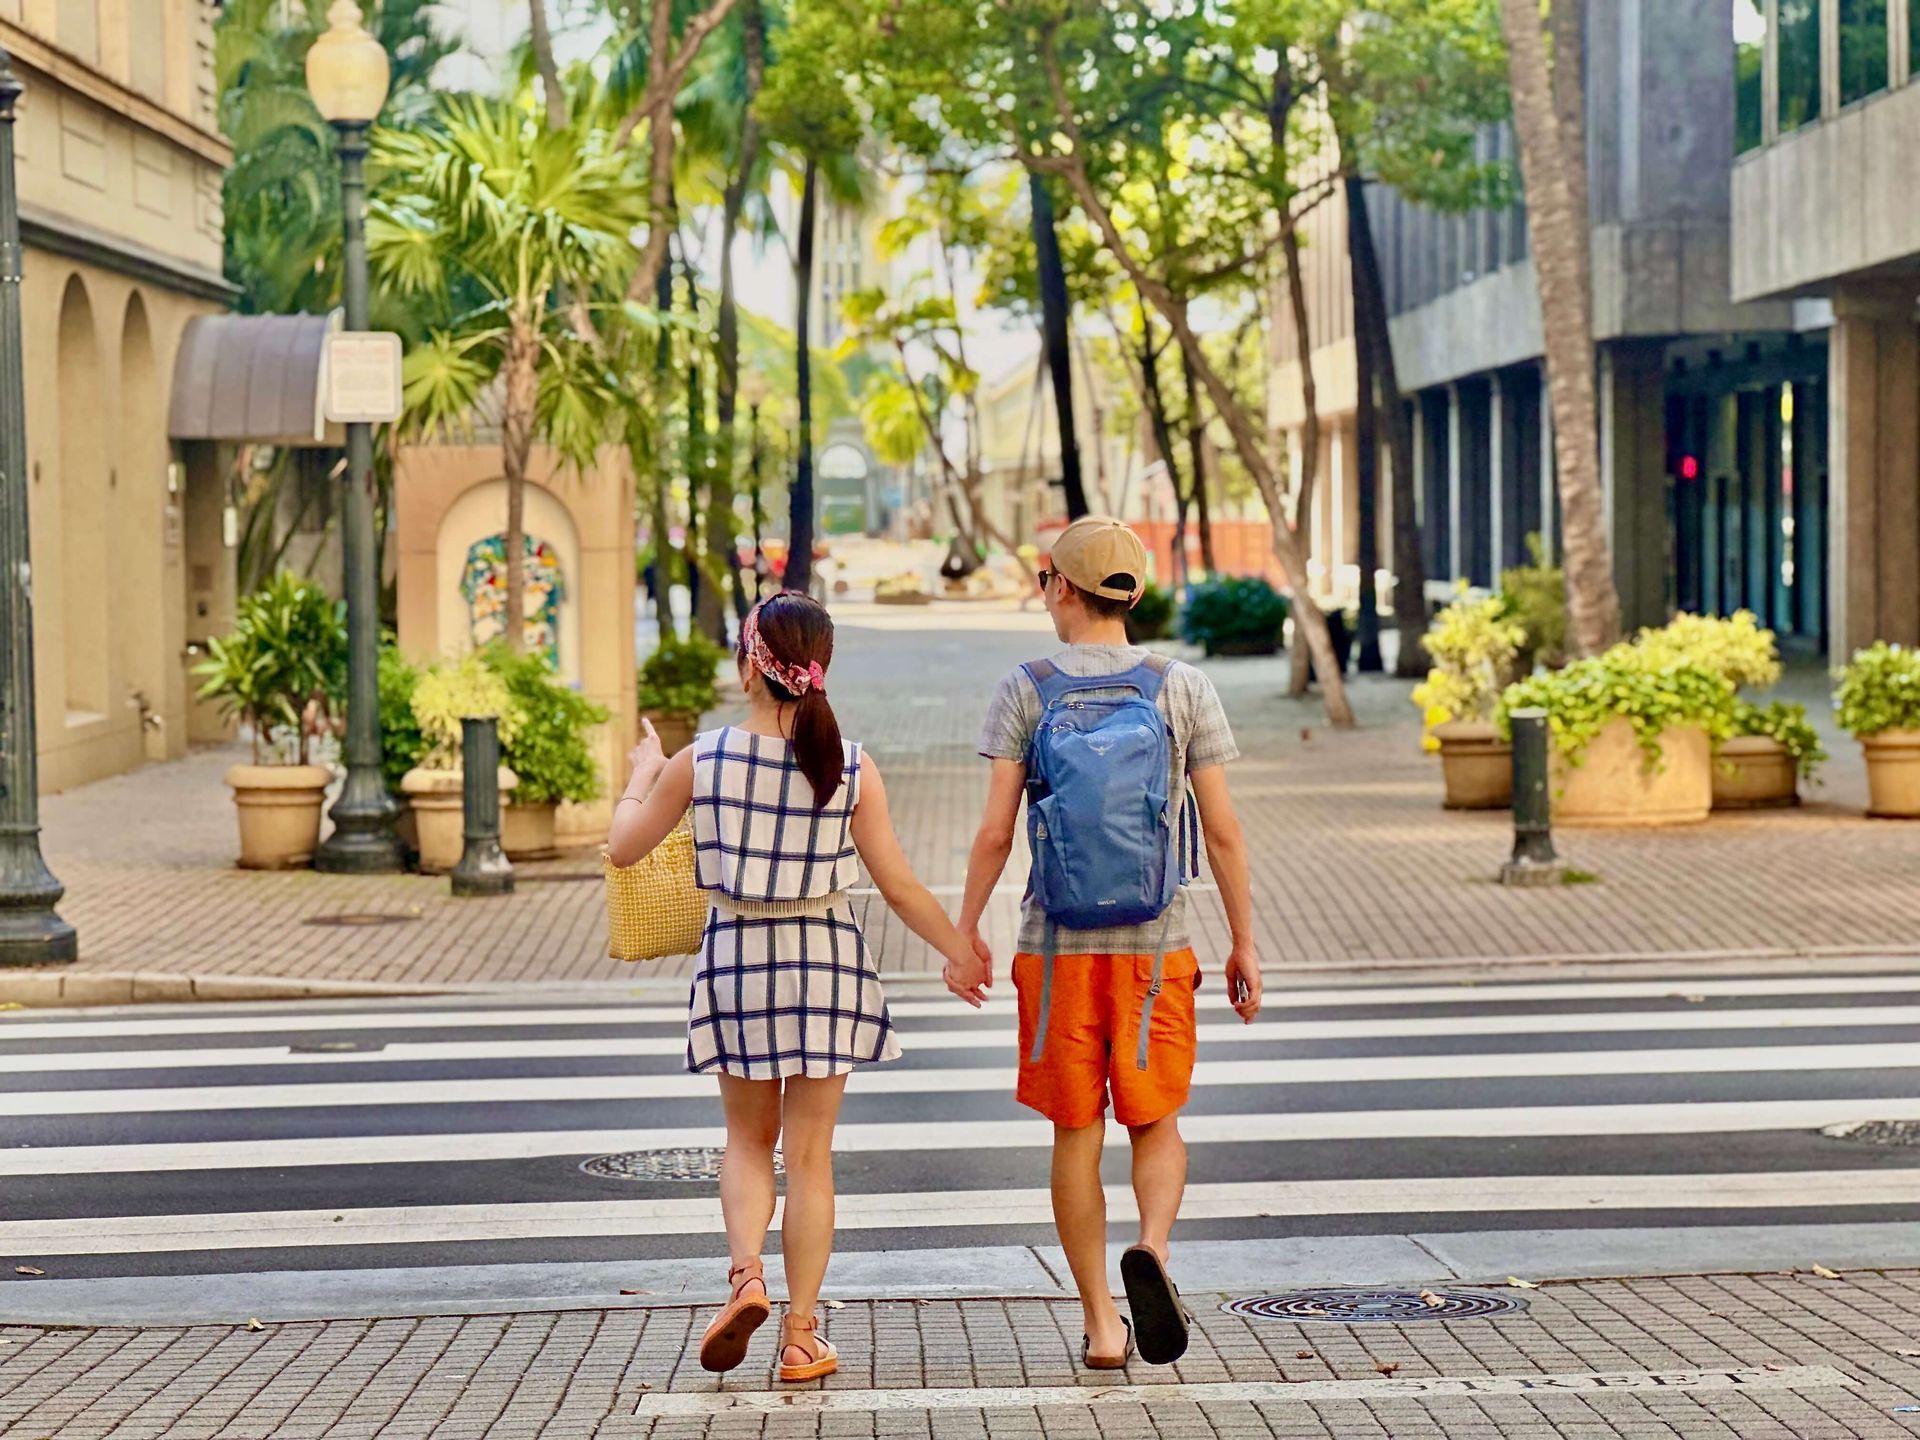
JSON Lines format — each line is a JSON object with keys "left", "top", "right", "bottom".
{"left": 1861, "top": 730, "right": 1920, "bottom": 818}
{"left": 1431, "top": 720, "right": 1512, "bottom": 810}
{"left": 1551, "top": 719, "right": 1711, "bottom": 827}
{"left": 402, "top": 766, "right": 519, "bottom": 873}
{"left": 1712, "top": 736, "right": 1799, "bottom": 810}
{"left": 502, "top": 801, "right": 559, "bottom": 860}
{"left": 224, "top": 763, "right": 333, "bottom": 870}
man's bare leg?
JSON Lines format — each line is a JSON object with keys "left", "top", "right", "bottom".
{"left": 1129, "top": 1114, "right": 1187, "bottom": 1262}
{"left": 1053, "top": 1119, "right": 1127, "bottom": 1357}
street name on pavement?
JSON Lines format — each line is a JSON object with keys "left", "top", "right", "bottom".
{"left": 636, "top": 1366, "right": 1859, "bottom": 1414}
{"left": 323, "top": 331, "right": 403, "bottom": 423}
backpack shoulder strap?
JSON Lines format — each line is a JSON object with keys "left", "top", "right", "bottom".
{"left": 1129, "top": 653, "right": 1175, "bottom": 701}
{"left": 1021, "top": 658, "right": 1082, "bottom": 710}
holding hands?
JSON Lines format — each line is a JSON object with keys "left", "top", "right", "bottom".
{"left": 944, "top": 930, "right": 993, "bottom": 1008}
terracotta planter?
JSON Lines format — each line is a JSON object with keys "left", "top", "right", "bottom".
{"left": 224, "top": 764, "right": 333, "bottom": 870}
{"left": 1861, "top": 730, "right": 1920, "bottom": 818}
{"left": 1431, "top": 720, "right": 1513, "bottom": 810}
{"left": 402, "top": 765, "right": 520, "bottom": 873}
{"left": 502, "top": 801, "right": 559, "bottom": 860}
{"left": 1551, "top": 719, "right": 1711, "bottom": 827}
{"left": 641, "top": 710, "right": 700, "bottom": 757}
{"left": 1712, "top": 736, "right": 1799, "bottom": 810}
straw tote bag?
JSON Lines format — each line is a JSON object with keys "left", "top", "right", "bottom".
{"left": 604, "top": 816, "right": 708, "bottom": 962}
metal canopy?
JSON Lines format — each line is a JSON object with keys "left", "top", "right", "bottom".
{"left": 168, "top": 311, "right": 343, "bottom": 446}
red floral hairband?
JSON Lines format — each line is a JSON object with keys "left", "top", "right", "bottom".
{"left": 742, "top": 600, "right": 827, "bottom": 697}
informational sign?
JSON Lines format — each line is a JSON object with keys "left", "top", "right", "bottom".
{"left": 323, "top": 331, "right": 404, "bottom": 424}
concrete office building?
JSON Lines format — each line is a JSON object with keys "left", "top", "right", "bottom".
{"left": 1270, "top": 1, "right": 1847, "bottom": 650}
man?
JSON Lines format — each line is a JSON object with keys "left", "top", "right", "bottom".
{"left": 954, "top": 516, "right": 1261, "bottom": 1368}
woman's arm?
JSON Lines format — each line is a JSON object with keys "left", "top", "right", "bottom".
{"left": 849, "top": 755, "right": 991, "bottom": 1006}
{"left": 607, "top": 725, "right": 696, "bottom": 867}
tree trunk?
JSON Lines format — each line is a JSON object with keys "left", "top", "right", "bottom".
{"left": 1280, "top": 218, "right": 1326, "bottom": 698}
{"left": 710, "top": 0, "right": 763, "bottom": 625}
{"left": 1345, "top": 172, "right": 1430, "bottom": 676}
{"left": 651, "top": 242, "right": 679, "bottom": 639}
{"left": 500, "top": 313, "right": 540, "bottom": 656}
{"left": 528, "top": 0, "right": 568, "bottom": 130}
{"left": 1178, "top": 342, "right": 1215, "bottom": 575}
{"left": 786, "top": 157, "right": 819, "bottom": 597}
{"left": 688, "top": 276, "right": 725, "bottom": 642}
{"left": 1499, "top": 0, "right": 1619, "bottom": 654}
{"left": 1137, "top": 323, "right": 1185, "bottom": 585}
{"left": 1030, "top": 172, "right": 1089, "bottom": 521}
{"left": 1072, "top": 329, "right": 1115, "bottom": 512}
{"left": 1346, "top": 178, "right": 1384, "bottom": 675}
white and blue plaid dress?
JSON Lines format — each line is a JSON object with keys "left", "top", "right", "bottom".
{"left": 686, "top": 727, "right": 902, "bottom": 1079}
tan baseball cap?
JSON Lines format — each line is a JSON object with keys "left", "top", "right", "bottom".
{"left": 1047, "top": 516, "right": 1148, "bottom": 602}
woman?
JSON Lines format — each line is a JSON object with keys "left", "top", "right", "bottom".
{"left": 610, "top": 592, "right": 988, "bottom": 1383}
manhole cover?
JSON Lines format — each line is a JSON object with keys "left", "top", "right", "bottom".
{"left": 581, "top": 1147, "right": 784, "bottom": 1181}
{"left": 1224, "top": 1288, "right": 1528, "bottom": 1323}
{"left": 1823, "top": 1120, "right": 1920, "bottom": 1147}
{"left": 302, "top": 913, "right": 417, "bottom": 928}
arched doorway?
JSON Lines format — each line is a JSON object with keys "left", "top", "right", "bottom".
{"left": 121, "top": 293, "right": 170, "bottom": 754}
{"left": 57, "top": 275, "right": 107, "bottom": 721}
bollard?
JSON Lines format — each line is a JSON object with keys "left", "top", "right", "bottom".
{"left": 1500, "top": 708, "right": 1565, "bottom": 887}
{"left": 451, "top": 716, "right": 514, "bottom": 897}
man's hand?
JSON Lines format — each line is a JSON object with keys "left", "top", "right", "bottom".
{"left": 1223, "top": 943, "right": 1262, "bottom": 1023}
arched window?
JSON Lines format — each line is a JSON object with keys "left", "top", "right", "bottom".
{"left": 57, "top": 274, "right": 108, "bottom": 719}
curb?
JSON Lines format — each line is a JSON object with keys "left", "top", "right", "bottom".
{"left": 0, "top": 971, "right": 464, "bottom": 1009}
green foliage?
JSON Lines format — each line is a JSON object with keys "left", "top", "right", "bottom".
{"left": 1498, "top": 649, "right": 1738, "bottom": 769}
{"left": 193, "top": 572, "right": 347, "bottom": 765}
{"left": 638, "top": 632, "right": 729, "bottom": 719}
{"left": 411, "top": 654, "right": 522, "bottom": 771}
{"left": 1180, "top": 577, "right": 1287, "bottom": 657}
{"left": 1731, "top": 700, "right": 1827, "bottom": 779}
{"left": 1834, "top": 642, "right": 1920, "bottom": 737}
{"left": 1633, "top": 611, "right": 1782, "bottom": 691}
{"left": 1412, "top": 587, "right": 1526, "bottom": 741}
{"left": 378, "top": 645, "right": 429, "bottom": 794}
{"left": 1125, "top": 582, "right": 1177, "bottom": 644}
{"left": 484, "top": 647, "right": 611, "bottom": 806}
{"left": 1498, "top": 534, "right": 1567, "bottom": 673}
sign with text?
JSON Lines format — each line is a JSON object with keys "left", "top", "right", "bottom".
{"left": 323, "top": 331, "right": 404, "bottom": 424}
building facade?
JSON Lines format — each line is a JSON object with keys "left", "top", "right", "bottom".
{"left": 1269, "top": 0, "right": 1847, "bottom": 651}
{"left": 6, "top": 0, "right": 235, "bottom": 791}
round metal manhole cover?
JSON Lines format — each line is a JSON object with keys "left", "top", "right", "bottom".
{"left": 580, "top": 1147, "right": 784, "bottom": 1181}
{"left": 1224, "top": 1288, "right": 1528, "bottom": 1323}
{"left": 302, "top": 913, "right": 417, "bottom": 928}
{"left": 1823, "top": 1120, "right": 1920, "bottom": 1147}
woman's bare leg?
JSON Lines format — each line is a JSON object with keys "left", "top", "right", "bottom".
{"left": 717, "top": 1076, "right": 783, "bottom": 1272}
{"left": 777, "top": 1073, "right": 850, "bottom": 1322}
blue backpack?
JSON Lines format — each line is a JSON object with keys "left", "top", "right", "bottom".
{"left": 1021, "top": 655, "right": 1199, "bottom": 1069}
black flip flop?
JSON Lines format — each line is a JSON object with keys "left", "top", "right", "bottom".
{"left": 1120, "top": 1244, "right": 1190, "bottom": 1365}
{"left": 1082, "top": 1317, "right": 1134, "bottom": 1371}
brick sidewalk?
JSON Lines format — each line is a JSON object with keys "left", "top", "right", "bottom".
{"left": 19, "top": 602, "right": 1920, "bottom": 998}
{"left": 3, "top": 1273, "right": 1917, "bottom": 1438}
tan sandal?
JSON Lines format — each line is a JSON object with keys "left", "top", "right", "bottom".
{"left": 778, "top": 1310, "right": 838, "bottom": 1383}
{"left": 698, "top": 1260, "right": 771, "bottom": 1373}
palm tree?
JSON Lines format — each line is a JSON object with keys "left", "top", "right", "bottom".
{"left": 370, "top": 96, "right": 647, "bottom": 654}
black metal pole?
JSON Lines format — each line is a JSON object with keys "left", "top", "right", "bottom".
{"left": 451, "top": 717, "right": 513, "bottom": 897}
{"left": 1500, "top": 708, "right": 1565, "bottom": 886}
{"left": 315, "top": 120, "right": 403, "bottom": 874}
{"left": 0, "top": 52, "right": 74, "bottom": 966}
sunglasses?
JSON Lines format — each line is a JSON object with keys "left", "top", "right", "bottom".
{"left": 1036, "top": 568, "right": 1055, "bottom": 591}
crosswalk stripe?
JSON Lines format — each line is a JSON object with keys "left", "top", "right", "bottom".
{"left": 4, "top": 1097, "right": 1917, "bottom": 1176}
{"left": 6, "top": 1004, "right": 1920, "bottom": 1074}
{"left": 6, "top": 1170, "right": 1916, "bottom": 1256}
{"left": 6, "top": 974, "right": 1920, "bottom": 1041}
{"left": 4, "top": 1043, "right": 1917, "bottom": 1116}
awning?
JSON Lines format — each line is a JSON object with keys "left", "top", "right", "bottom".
{"left": 169, "top": 311, "right": 344, "bottom": 446}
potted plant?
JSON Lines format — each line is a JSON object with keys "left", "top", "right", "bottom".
{"left": 1716, "top": 700, "right": 1824, "bottom": 809}
{"left": 193, "top": 572, "right": 347, "bottom": 869}
{"left": 402, "top": 654, "right": 522, "bottom": 873}
{"left": 1498, "top": 535, "right": 1568, "bottom": 674}
{"left": 1834, "top": 642, "right": 1920, "bottom": 818}
{"left": 1180, "top": 575, "right": 1287, "bottom": 657}
{"left": 1498, "top": 647, "right": 1736, "bottom": 826}
{"left": 1125, "top": 581, "right": 1177, "bottom": 644}
{"left": 486, "top": 647, "right": 610, "bottom": 858}
{"left": 1412, "top": 589, "right": 1527, "bottom": 809}
{"left": 637, "top": 631, "right": 726, "bottom": 756}
{"left": 874, "top": 572, "right": 932, "bottom": 606}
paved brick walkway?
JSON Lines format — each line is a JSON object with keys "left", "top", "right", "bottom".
{"left": 19, "top": 601, "right": 1920, "bottom": 998}
{"left": 2, "top": 1273, "right": 1917, "bottom": 1438}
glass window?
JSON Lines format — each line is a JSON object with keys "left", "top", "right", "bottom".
{"left": 1734, "top": 0, "right": 1766, "bottom": 153}
{"left": 1779, "top": 0, "right": 1822, "bottom": 132}
{"left": 1840, "top": 0, "right": 1890, "bottom": 106}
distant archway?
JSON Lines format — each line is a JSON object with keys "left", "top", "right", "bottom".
{"left": 121, "top": 292, "right": 166, "bottom": 727}
{"left": 57, "top": 274, "right": 107, "bottom": 719}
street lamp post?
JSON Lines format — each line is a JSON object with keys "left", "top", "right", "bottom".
{"left": 0, "top": 48, "right": 76, "bottom": 965}
{"left": 309, "top": 2, "right": 402, "bottom": 874}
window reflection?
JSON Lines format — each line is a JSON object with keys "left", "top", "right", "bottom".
{"left": 1839, "top": 0, "right": 1889, "bottom": 106}
{"left": 1779, "top": 0, "right": 1822, "bottom": 131}
{"left": 1735, "top": 0, "right": 1766, "bottom": 153}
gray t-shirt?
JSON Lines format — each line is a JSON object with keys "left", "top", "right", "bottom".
{"left": 978, "top": 645, "right": 1239, "bottom": 955}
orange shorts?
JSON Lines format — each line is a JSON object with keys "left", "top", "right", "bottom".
{"left": 1012, "top": 948, "right": 1200, "bottom": 1130}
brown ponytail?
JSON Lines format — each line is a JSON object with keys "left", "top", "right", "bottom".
{"left": 742, "top": 592, "right": 844, "bottom": 808}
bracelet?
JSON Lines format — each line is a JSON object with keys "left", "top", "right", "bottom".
{"left": 616, "top": 794, "right": 646, "bottom": 808}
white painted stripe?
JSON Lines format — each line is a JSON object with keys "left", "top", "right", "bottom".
{"left": 4, "top": 975, "right": 1920, "bottom": 1041}
{"left": 635, "top": 1366, "right": 1857, "bottom": 1415}
{"left": 5, "top": 1173, "right": 1915, "bottom": 1255}
{"left": 3, "top": 1044, "right": 1915, "bottom": 1117}
{"left": 6, "top": 1097, "right": 1919, "bottom": 1176}
{"left": 6, "top": 1005, "right": 1917, "bottom": 1075}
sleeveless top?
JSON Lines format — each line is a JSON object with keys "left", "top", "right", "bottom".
{"left": 689, "top": 727, "right": 863, "bottom": 905}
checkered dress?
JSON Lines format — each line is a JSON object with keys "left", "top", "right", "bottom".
{"left": 685, "top": 726, "right": 901, "bottom": 1080}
